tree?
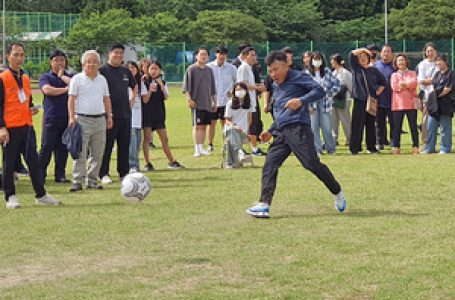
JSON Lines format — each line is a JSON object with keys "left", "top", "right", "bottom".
{"left": 317, "top": 0, "right": 410, "bottom": 22}
{"left": 80, "top": 0, "right": 146, "bottom": 17}
{"left": 64, "top": 9, "right": 142, "bottom": 55}
{"left": 389, "top": 0, "right": 455, "bottom": 39}
{"left": 318, "top": 17, "right": 384, "bottom": 42}
{"left": 138, "top": 13, "right": 188, "bottom": 43}
{"left": 188, "top": 10, "right": 267, "bottom": 44}
{"left": 7, "top": 0, "right": 88, "bottom": 13}
{"left": 243, "top": 0, "right": 323, "bottom": 41}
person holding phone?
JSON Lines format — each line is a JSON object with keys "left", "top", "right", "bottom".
{"left": 38, "top": 50, "right": 72, "bottom": 183}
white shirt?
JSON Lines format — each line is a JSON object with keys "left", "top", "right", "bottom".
{"left": 236, "top": 61, "right": 256, "bottom": 112}
{"left": 333, "top": 67, "right": 353, "bottom": 100}
{"left": 417, "top": 59, "right": 438, "bottom": 101}
{"left": 207, "top": 60, "right": 237, "bottom": 107}
{"left": 69, "top": 72, "right": 110, "bottom": 115}
{"left": 224, "top": 99, "right": 249, "bottom": 133}
{"left": 129, "top": 81, "right": 147, "bottom": 129}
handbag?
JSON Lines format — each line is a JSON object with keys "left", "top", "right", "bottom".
{"left": 333, "top": 85, "right": 347, "bottom": 109}
{"left": 362, "top": 70, "right": 378, "bottom": 116}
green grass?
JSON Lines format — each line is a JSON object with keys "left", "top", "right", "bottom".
{"left": 0, "top": 86, "right": 454, "bottom": 299}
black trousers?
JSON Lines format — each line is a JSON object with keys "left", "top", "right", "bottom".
{"left": 376, "top": 106, "right": 394, "bottom": 146}
{"left": 99, "top": 117, "right": 131, "bottom": 178}
{"left": 392, "top": 110, "right": 419, "bottom": 148}
{"left": 350, "top": 99, "right": 376, "bottom": 154}
{"left": 38, "top": 117, "right": 69, "bottom": 180}
{"left": 259, "top": 123, "right": 341, "bottom": 205}
{"left": 2, "top": 126, "right": 46, "bottom": 201}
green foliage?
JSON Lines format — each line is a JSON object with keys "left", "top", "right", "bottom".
{"left": 7, "top": 0, "right": 88, "bottom": 13}
{"left": 188, "top": 10, "right": 267, "bottom": 44}
{"left": 319, "top": 17, "right": 385, "bottom": 42}
{"left": 243, "top": 0, "right": 323, "bottom": 41}
{"left": 138, "top": 13, "right": 188, "bottom": 43}
{"left": 317, "top": 0, "right": 410, "bottom": 21}
{"left": 389, "top": 0, "right": 455, "bottom": 39}
{"left": 64, "top": 9, "right": 141, "bottom": 55}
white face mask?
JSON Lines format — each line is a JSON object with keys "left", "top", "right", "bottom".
{"left": 235, "top": 90, "right": 247, "bottom": 98}
{"left": 312, "top": 59, "right": 322, "bottom": 68}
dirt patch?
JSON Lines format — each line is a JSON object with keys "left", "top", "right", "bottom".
{"left": 0, "top": 255, "right": 140, "bottom": 289}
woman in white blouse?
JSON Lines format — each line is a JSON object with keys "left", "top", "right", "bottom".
{"left": 330, "top": 53, "right": 353, "bottom": 146}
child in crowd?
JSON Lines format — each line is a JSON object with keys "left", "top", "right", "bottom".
{"left": 142, "top": 61, "right": 184, "bottom": 170}
{"left": 223, "top": 82, "right": 252, "bottom": 168}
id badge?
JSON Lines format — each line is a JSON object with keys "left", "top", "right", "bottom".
{"left": 18, "top": 89, "right": 27, "bottom": 103}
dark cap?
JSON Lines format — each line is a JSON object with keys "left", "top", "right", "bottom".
{"left": 50, "top": 49, "right": 67, "bottom": 59}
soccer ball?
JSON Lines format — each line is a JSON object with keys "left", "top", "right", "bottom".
{"left": 120, "top": 172, "right": 151, "bottom": 202}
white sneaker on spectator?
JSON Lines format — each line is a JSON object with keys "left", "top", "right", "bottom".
{"left": 194, "top": 151, "right": 202, "bottom": 157}
{"left": 101, "top": 175, "right": 113, "bottom": 184}
{"left": 6, "top": 195, "right": 21, "bottom": 209}
{"left": 200, "top": 149, "right": 211, "bottom": 156}
{"left": 35, "top": 193, "right": 60, "bottom": 206}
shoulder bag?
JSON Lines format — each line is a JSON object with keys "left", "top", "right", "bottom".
{"left": 362, "top": 69, "right": 378, "bottom": 116}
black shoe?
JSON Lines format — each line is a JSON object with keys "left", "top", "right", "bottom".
{"left": 145, "top": 162, "right": 155, "bottom": 172}
{"left": 252, "top": 148, "right": 267, "bottom": 156}
{"left": 55, "top": 177, "right": 70, "bottom": 183}
{"left": 377, "top": 144, "right": 385, "bottom": 150}
{"left": 168, "top": 161, "right": 185, "bottom": 169}
{"left": 16, "top": 166, "right": 28, "bottom": 176}
{"left": 86, "top": 182, "right": 103, "bottom": 190}
{"left": 69, "top": 183, "right": 83, "bottom": 192}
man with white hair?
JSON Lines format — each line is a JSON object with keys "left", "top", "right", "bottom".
{"left": 68, "top": 50, "right": 113, "bottom": 192}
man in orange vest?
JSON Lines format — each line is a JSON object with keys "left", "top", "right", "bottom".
{"left": 0, "top": 43, "right": 60, "bottom": 209}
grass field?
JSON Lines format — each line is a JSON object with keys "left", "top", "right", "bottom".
{"left": 0, "top": 85, "right": 454, "bottom": 299}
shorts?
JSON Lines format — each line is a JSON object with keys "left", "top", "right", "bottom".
{"left": 192, "top": 109, "right": 212, "bottom": 126}
{"left": 143, "top": 121, "right": 165, "bottom": 131}
{"left": 211, "top": 106, "right": 226, "bottom": 120}
{"left": 248, "top": 105, "right": 263, "bottom": 137}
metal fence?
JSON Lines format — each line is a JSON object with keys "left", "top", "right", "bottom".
{"left": 142, "top": 40, "right": 455, "bottom": 82}
{"left": 8, "top": 11, "right": 79, "bottom": 37}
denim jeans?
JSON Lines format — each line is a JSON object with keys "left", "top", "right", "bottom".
{"left": 129, "top": 128, "right": 142, "bottom": 170}
{"left": 310, "top": 101, "right": 336, "bottom": 154}
{"left": 224, "top": 126, "right": 249, "bottom": 167}
{"left": 426, "top": 115, "right": 452, "bottom": 153}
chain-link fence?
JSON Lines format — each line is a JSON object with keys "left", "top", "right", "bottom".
{"left": 142, "top": 40, "right": 455, "bottom": 82}
{"left": 9, "top": 11, "right": 79, "bottom": 37}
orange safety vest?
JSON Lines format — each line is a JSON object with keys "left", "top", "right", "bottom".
{"left": 0, "top": 69, "right": 32, "bottom": 128}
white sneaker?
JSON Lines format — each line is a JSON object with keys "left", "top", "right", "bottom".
{"left": 334, "top": 191, "right": 347, "bottom": 213}
{"left": 35, "top": 193, "right": 61, "bottom": 206}
{"left": 101, "top": 175, "right": 113, "bottom": 184}
{"left": 6, "top": 195, "right": 21, "bottom": 209}
{"left": 200, "top": 149, "right": 211, "bottom": 156}
{"left": 194, "top": 151, "right": 202, "bottom": 157}
{"left": 238, "top": 149, "right": 246, "bottom": 162}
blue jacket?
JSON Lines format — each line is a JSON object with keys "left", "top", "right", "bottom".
{"left": 62, "top": 121, "right": 82, "bottom": 159}
{"left": 373, "top": 60, "right": 394, "bottom": 108}
{"left": 269, "top": 69, "right": 325, "bottom": 132}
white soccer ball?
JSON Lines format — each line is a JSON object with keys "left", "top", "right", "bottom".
{"left": 120, "top": 172, "right": 151, "bottom": 202}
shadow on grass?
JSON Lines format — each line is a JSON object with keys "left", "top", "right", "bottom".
{"left": 272, "top": 209, "right": 429, "bottom": 219}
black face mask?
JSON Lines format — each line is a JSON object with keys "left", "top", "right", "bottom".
{"left": 371, "top": 53, "right": 377, "bottom": 60}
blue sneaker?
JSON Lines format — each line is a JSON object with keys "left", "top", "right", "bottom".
{"left": 334, "top": 191, "right": 347, "bottom": 213}
{"left": 246, "top": 202, "right": 270, "bottom": 218}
